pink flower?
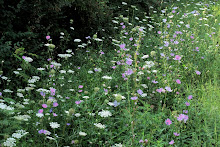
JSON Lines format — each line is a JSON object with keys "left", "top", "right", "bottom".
{"left": 176, "top": 79, "right": 181, "bottom": 84}
{"left": 185, "top": 102, "right": 190, "bottom": 106}
{"left": 188, "top": 95, "right": 193, "bottom": 100}
{"left": 38, "top": 109, "right": 43, "bottom": 113}
{"left": 169, "top": 140, "right": 174, "bottom": 144}
{"left": 158, "top": 31, "right": 162, "bottom": 34}
{"left": 139, "top": 139, "right": 144, "bottom": 143}
{"left": 174, "top": 132, "right": 180, "bottom": 136}
{"left": 53, "top": 113, "right": 58, "bottom": 116}
{"left": 50, "top": 88, "right": 56, "bottom": 96}
{"left": 78, "top": 85, "right": 83, "bottom": 88}
{"left": 174, "top": 55, "right": 181, "bottom": 60}
{"left": 165, "top": 118, "right": 172, "bottom": 125}
{"left": 42, "top": 104, "right": 47, "bottom": 108}
{"left": 53, "top": 102, "right": 58, "bottom": 107}
{"left": 78, "top": 90, "right": 83, "bottom": 92}
{"left": 46, "top": 36, "right": 50, "bottom": 40}
{"left": 195, "top": 70, "right": 201, "bottom": 75}
{"left": 75, "top": 100, "right": 82, "bottom": 105}
{"left": 131, "top": 97, "right": 138, "bottom": 100}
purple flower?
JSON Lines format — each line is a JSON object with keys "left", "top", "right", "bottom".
{"left": 50, "top": 88, "right": 56, "bottom": 96}
{"left": 129, "top": 37, "right": 133, "bottom": 41}
{"left": 164, "top": 41, "right": 169, "bottom": 47}
{"left": 176, "top": 79, "right": 181, "bottom": 84}
{"left": 174, "top": 132, "right": 180, "bottom": 136}
{"left": 75, "top": 100, "right": 82, "bottom": 105}
{"left": 156, "top": 88, "right": 164, "bottom": 93}
{"left": 38, "top": 109, "right": 43, "bottom": 113}
{"left": 125, "top": 69, "right": 133, "bottom": 75}
{"left": 42, "top": 104, "right": 47, "bottom": 108}
{"left": 137, "top": 89, "right": 143, "bottom": 95}
{"left": 152, "top": 80, "right": 158, "bottom": 84}
{"left": 158, "top": 31, "right": 162, "bottom": 34}
{"left": 104, "top": 88, "right": 108, "bottom": 93}
{"left": 120, "top": 44, "right": 126, "bottom": 49}
{"left": 126, "top": 58, "right": 133, "bottom": 65}
{"left": 185, "top": 102, "right": 190, "bottom": 106}
{"left": 183, "top": 110, "right": 188, "bottom": 113}
{"left": 169, "top": 140, "right": 175, "bottom": 145}
{"left": 67, "top": 123, "right": 71, "bottom": 126}
{"left": 165, "top": 86, "right": 172, "bottom": 92}
{"left": 188, "top": 95, "right": 193, "bottom": 100}
{"left": 53, "top": 113, "right": 58, "bottom": 116}
{"left": 53, "top": 102, "right": 58, "bottom": 107}
{"left": 165, "top": 118, "right": 172, "bottom": 125}
{"left": 78, "top": 85, "right": 83, "bottom": 88}
{"left": 122, "top": 25, "right": 125, "bottom": 29}
{"left": 170, "top": 53, "right": 175, "bottom": 56}
{"left": 195, "top": 70, "right": 201, "bottom": 75}
{"left": 50, "top": 108, "right": 53, "bottom": 113}
{"left": 177, "top": 114, "right": 188, "bottom": 123}
{"left": 46, "top": 36, "right": 50, "bottom": 40}
{"left": 139, "top": 139, "right": 144, "bottom": 143}
{"left": 113, "top": 100, "right": 120, "bottom": 107}
{"left": 174, "top": 55, "right": 181, "bottom": 60}
{"left": 131, "top": 97, "right": 138, "bottom": 100}
{"left": 38, "top": 129, "right": 47, "bottom": 134}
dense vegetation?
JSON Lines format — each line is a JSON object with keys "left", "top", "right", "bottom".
{"left": 0, "top": 0, "right": 219, "bottom": 146}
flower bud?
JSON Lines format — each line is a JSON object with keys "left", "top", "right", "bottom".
{"left": 94, "top": 87, "right": 100, "bottom": 92}
{"left": 69, "top": 108, "right": 75, "bottom": 115}
{"left": 115, "top": 94, "right": 122, "bottom": 102}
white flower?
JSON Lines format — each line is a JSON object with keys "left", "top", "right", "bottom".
{"left": 60, "top": 32, "right": 64, "bottom": 35}
{"left": 102, "top": 76, "right": 112, "bottom": 80}
{"left": 94, "top": 123, "right": 106, "bottom": 129}
{"left": 79, "top": 131, "right": 87, "bottom": 136}
{"left": 17, "top": 93, "right": 24, "bottom": 97}
{"left": 122, "top": 2, "right": 127, "bottom": 5}
{"left": 98, "top": 110, "right": 112, "bottom": 117}
{"left": 24, "top": 57, "right": 33, "bottom": 62}
{"left": 12, "top": 133, "right": 22, "bottom": 139}
{"left": 3, "top": 89, "right": 13, "bottom": 93}
{"left": 112, "top": 143, "right": 123, "bottom": 147}
{"left": 67, "top": 70, "right": 75, "bottom": 73}
{"left": 37, "top": 68, "right": 45, "bottom": 71}
{"left": 66, "top": 49, "right": 72, "bottom": 53}
{"left": 58, "top": 54, "right": 72, "bottom": 58}
{"left": 13, "top": 71, "right": 20, "bottom": 74}
{"left": 88, "top": 70, "right": 94, "bottom": 74}
{"left": 83, "top": 96, "right": 89, "bottom": 99}
{"left": 14, "top": 115, "right": 31, "bottom": 121}
{"left": 74, "top": 39, "right": 81, "bottom": 42}
{"left": 141, "top": 55, "right": 149, "bottom": 59}
{"left": 60, "top": 70, "right": 66, "bottom": 74}
{"left": 75, "top": 113, "right": 81, "bottom": 117}
{"left": 36, "top": 113, "right": 44, "bottom": 118}
{"left": 3, "top": 138, "right": 16, "bottom": 147}
{"left": 50, "top": 122, "right": 60, "bottom": 129}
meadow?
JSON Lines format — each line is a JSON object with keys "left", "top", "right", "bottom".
{"left": 0, "top": 0, "right": 219, "bottom": 146}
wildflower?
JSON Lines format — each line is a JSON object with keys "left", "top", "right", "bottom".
{"left": 42, "top": 104, "right": 47, "bottom": 108}
{"left": 79, "top": 131, "right": 87, "bottom": 136}
{"left": 49, "top": 122, "right": 60, "bottom": 129}
{"left": 176, "top": 79, "right": 181, "bottom": 84}
{"left": 3, "top": 137, "right": 16, "bottom": 147}
{"left": 120, "top": 44, "right": 126, "bottom": 49}
{"left": 126, "top": 58, "right": 133, "bottom": 65}
{"left": 125, "top": 69, "right": 133, "bottom": 75}
{"left": 74, "top": 39, "right": 81, "bottom": 42}
{"left": 38, "top": 109, "right": 43, "bottom": 113}
{"left": 129, "top": 37, "right": 133, "bottom": 41}
{"left": 188, "top": 95, "right": 193, "bottom": 100}
{"left": 195, "top": 70, "right": 201, "bottom": 75}
{"left": 165, "top": 86, "right": 172, "bottom": 92}
{"left": 75, "top": 100, "right": 82, "bottom": 105}
{"left": 94, "top": 123, "right": 106, "bottom": 129}
{"left": 50, "top": 88, "right": 56, "bottom": 96}
{"left": 169, "top": 140, "right": 174, "bottom": 144}
{"left": 53, "top": 102, "right": 58, "bottom": 107}
{"left": 139, "top": 139, "right": 144, "bottom": 143}
{"left": 137, "top": 89, "right": 143, "bottom": 95}
{"left": 102, "top": 76, "right": 112, "bottom": 79}
{"left": 46, "top": 36, "right": 50, "bottom": 40}
{"left": 165, "top": 118, "right": 172, "bottom": 125}
{"left": 113, "top": 100, "right": 120, "bottom": 107}
{"left": 185, "top": 102, "right": 190, "bottom": 106}
{"left": 174, "top": 132, "right": 180, "bottom": 136}
{"left": 174, "top": 55, "right": 181, "bottom": 60}
{"left": 183, "top": 110, "right": 188, "bottom": 113}
{"left": 98, "top": 110, "right": 112, "bottom": 117}
{"left": 177, "top": 114, "right": 188, "bottom": 123}
{"left": 36, "top": 113, "right": 44, "bottom": 118}
{"left": 131, "top": 97, "right": 138, "bottom": 100}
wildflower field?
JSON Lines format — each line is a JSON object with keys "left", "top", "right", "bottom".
{"left": 0, "top": 0, "right": 219, "bottom": 146}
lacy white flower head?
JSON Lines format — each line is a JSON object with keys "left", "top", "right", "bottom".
{"left": 94, "top": 123, "right": 106, "bottom": 129}
{"left": 50, "top": 122, "right": 60, "bottom": 129}
{"left": 79, "top": 131, "right": 87, "bottom": 136}
{"left": 102, "top": 76, "right": 112, "bottom": 80}
{"left": 3, "top": 137, "right": 16, "bottom": 147}
{"left": 58, "top": 54, "right": 72, "bottom": 58}
{"left": 98, "top": 110, "right": 112, "bottom": 117}
{"left": 22, "top": 56, "right": 33, "bottom": 62}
